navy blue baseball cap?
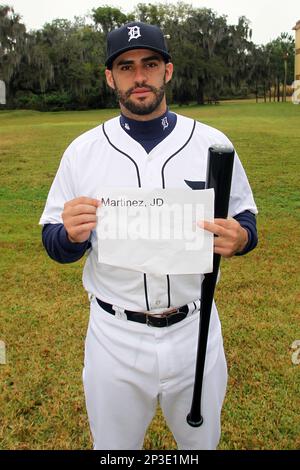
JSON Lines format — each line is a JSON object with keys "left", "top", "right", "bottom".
{"left": 105, "top": 22, "right": 171, "bottom": 69}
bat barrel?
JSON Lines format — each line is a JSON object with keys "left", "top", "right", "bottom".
{"left": 206, "top": 145, "right": 235, "bottom": 218}
{"left": 186, "top": 145, "right": 234, "bottom": 428}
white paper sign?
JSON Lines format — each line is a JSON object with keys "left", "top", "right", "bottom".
{"left": 96, "top": 187, "right": 214, "bottom": 275}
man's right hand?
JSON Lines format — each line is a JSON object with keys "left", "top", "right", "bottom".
{"left": 62, "top": 197, "right": 101, "bottom": 243}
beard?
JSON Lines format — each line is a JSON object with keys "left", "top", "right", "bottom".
{"left": 113, "top": 77, "right": 166, "bottom": 116}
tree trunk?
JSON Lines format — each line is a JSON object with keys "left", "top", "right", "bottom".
{"left": 283, "top": 58, "right": 287, "bottom": 102}
{"left": 277, "top": 77, "right": 280, "bottom": 102}
{"left": 196, "top": 77, "right": 204, "bottom": 105}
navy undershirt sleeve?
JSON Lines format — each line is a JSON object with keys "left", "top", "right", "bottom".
{"left": 233, "top": 210, "right": 258, "bottom": 256}
{"left": 42, "top": 223, "right": 91, "bottom": 264}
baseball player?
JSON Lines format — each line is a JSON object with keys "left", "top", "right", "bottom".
{"left": 39, "top": 22, "right": 258, "bottom": 450}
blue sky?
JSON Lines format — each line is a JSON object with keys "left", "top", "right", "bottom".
{"left": 7, "top": 0, "right": 299, "bottom": 45}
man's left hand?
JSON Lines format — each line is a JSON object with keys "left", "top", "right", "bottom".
{"left": 198, "top": 218, "right": 248, "bottom": 258}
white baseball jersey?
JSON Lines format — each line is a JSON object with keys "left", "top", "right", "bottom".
{"left": 40, "top": 113, "right": 257, "bottom": 346}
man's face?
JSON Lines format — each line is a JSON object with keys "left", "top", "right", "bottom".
{"left": 105, "top": 49, "right": 173, "bottom": 118}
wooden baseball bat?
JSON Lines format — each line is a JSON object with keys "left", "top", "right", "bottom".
{"left": 186, "top": 144, "right": 235, "bottom": 427}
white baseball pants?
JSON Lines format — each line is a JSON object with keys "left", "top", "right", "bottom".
{"left": 83, "top": 296, "right": 228, "bottom": 450}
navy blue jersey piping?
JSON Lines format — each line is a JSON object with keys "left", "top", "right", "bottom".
{"left": 102, "top": 123, "right": 141, "bottom": 187}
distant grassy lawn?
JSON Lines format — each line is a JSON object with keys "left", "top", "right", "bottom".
{"left": 0, "top": 101, "right": 299, "bottom": 450}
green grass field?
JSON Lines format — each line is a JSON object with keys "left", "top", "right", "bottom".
{"left": 0, "top": 101, "right": 299, "bottom": 450}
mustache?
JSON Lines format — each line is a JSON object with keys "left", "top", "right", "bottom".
{"left": 125, "top": 84, "right": 157, "bottom": 98}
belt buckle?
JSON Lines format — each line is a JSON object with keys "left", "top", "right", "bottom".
{"left": 146, "top": 314, "right": 169, "bottom": 327}
{"left": 146, "top": 308, "right": 180, "bottom": 327}
{"left": 160, "top": 307, "right": 178, "bottom": 317}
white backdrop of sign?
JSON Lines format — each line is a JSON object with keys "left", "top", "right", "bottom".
{"left": 97, "top": 187, "right": 214, "bottom": 275}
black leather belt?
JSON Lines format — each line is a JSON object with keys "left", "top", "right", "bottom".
{"left": 96, "top": 297, "right": 190, "bottom": 328}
